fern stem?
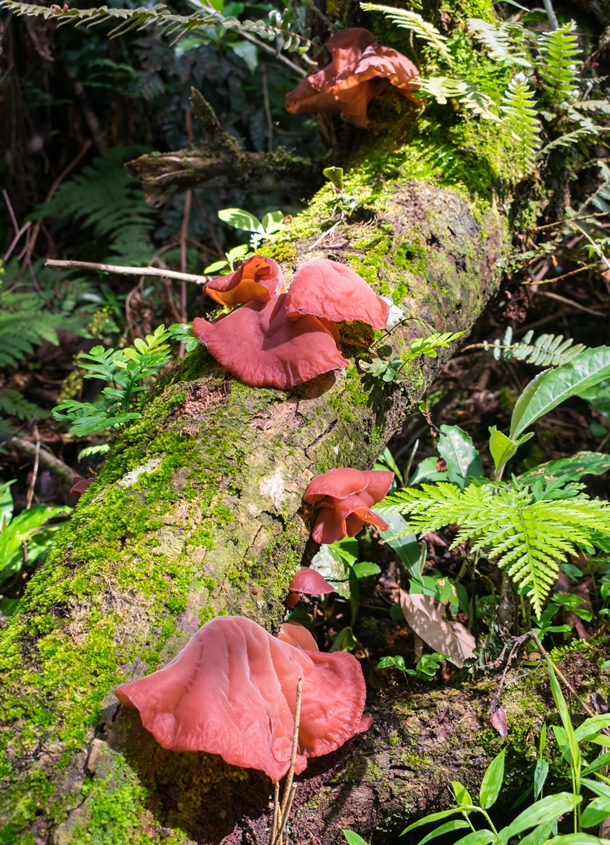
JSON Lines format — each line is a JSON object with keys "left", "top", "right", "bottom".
{"left": 542, "top": 0, "right": 559, "bottom": 30}
{"left": 45, "top": 259, "right": 208, "bottom": 285}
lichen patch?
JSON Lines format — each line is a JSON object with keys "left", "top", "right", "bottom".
{"left": 259, "top": 466, "right": 285, "bottom": 509}
{"left": 118, "top": 458, "right": 161, "bottom": 487}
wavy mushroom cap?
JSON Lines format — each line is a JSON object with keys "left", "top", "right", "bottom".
{"left": 289, "top": 568, "right": 334, "bottom": 595}
{"left": 193, "top": 293, "right": 349, "bottom": 390}
{"left": 303, "top": 468, "right": 394, "bottom": 544}
{"left": 285, "top": 28, "right": 421, "bottom": 127}
{"left": 70, "top": 476, "right": 94, "bottom": 496}
{"left": 115, "top": 616, "right": 368, "bottom": 782}
{"left": 278, "top": 621, "right": 319, "bottom": 651}
{"left": 285, "top": 259, "right": 389, "bottom": 330}
{"left": 204, "top": 256, "right": 285, "bottom": 308}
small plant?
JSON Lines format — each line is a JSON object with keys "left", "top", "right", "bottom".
{"left": 377, "top": 346, "right": 610, "bottom": 616}
{"left": 53, "top": 324, "right": 180, "bottom": 438}
{"left": 378, "top": 652, "right": 447, "bottom": 681}
{"left": 0, "top": 481, "right": 71, "bottom": 616}
{"left": 323, "top": 167, "right": 359, "bottom": 213}
{"left": 361, "top": 332, "right": 465, "bottom": 385}
{"left": 204, "top": 208, "right": 285, "bottom": 274}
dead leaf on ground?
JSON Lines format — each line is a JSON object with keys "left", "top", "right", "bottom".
{"left": 399, "top": 590, "right": 476, "bottom": 668}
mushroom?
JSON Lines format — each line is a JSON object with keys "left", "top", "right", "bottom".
{"left": 284, "top": 259, "right": 389, "bottom": 330}
{"left": 193, "top": 293, "right": 349, "bottom": 390}
{"left": 115, "top": 615, "right": 369, "bottom": 782}
{"left": 277, "top": 621, "right": 319, "bottom": 651}
{"left": 285, "top": 28, "right": 421, "bottom": 127}
{"left": 204, "top": 256, "right": 285, "bottom": 308}
{"left": 303, "top": 467, "right": 394, "bottom": 544}
{"left": 285, "top": 567, "right": 334, "bottom": 609}
{"left": 70, "top": 476, "right": 93, "bottom": 497}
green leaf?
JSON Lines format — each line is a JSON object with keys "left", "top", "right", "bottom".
{"left": 402, "top": 808, "right": 475, "bottom": 835}
{"left": 323, "top": 166, "right": 344, "bottom": 190}
{"left": 342, "top": 831, "right": 369, "bottom": 845}
{"left": 500, "top": 793, "right": 582, "bottom": 842}
{"left": 352, "top": 562, "right": 381, "bottom": 578}
{"left": 510, "top": 347, "right": 610, "bottom": 440}
{"left": 410, "top": 456, "right": 448, "bottom": 486}
{"left": 416, "top": 820, "right": 470, "bottom": 845}
{"left": 580, "top": 797, "right": 610, "bottom": 828}
{"left": 217, "top": 207, "right": 263, "bottom": 233}
{"left": 518, "top": 452, "right": 610, "bottom": 485}
{"left": 452, "top": 832, "right": 496, "bottom": 845}
{"left": 0, "top": 480, "right": 15, "bottom": 529}
{"left": 452, "top": 781, "right": 473, "bottom": 807}
{"left": 479, "top": 750, "right": 505, "bottom": 808}
{"left": 261, "top": 211, "right": 284, "bottom": 234}
{"left": 379, "top": 512, "right": 423, "bottom": 575}
{"left": 330, "top": 626, "right": 359, "bottom": 652}
{"left": 573, "top": 713, "right": 610, "bottom": 741}
{"left": 489, "top": 427, "right": 533, "bottom": 474}
{"left": 519, "top": 822, "right": 554, "bottom": 845}
{"left": 437, "top": 425, "right": 483, "bottom": 488}
{"left": 547, "top": 659, "right": 581, "bottom": 784}
{"left": 378, "top": 655, "right": 407, "bottom": 671}
{"left": 581, "top": 752, "right": 610, "bottom": 776}
{"left": 548, "top": 836, "right": 610, "bottom": 845}
{"left": 534, "top": 759, "right": 549, "bottom": 799}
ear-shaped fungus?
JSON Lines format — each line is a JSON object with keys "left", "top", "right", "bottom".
{"left": 304, "top": 467, "right": 394, "bottom": 544}
{"left": 289, "top": 568, "right": 334, "bottom": 595}
{"left": 278, "top": 621, "right": 319, "bottom": 651}
{"left": 204, "top": 256, "right": 285, "bottom": 307}
{"left": 284, "top": 259, "right": 389, "bottom": 329}
{"left": 70, "top": 476, "right": 93, "bottom": 497}
{"left": 115, "top": 615, "right": 368, "bottom": 782}
{"left": 285, "top": 28, "right": 421, "bottom": 127}
{"left": 193, "top": 293, "right": 349, "bottom": 389}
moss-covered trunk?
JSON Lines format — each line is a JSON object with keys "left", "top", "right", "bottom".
{"left": 0, "top": 1, "right": 534, "bottom": 840}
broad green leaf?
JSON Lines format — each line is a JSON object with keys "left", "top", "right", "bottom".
{"left": 218, "top": 207, "right": 263, "bottom": 233}
{"left": 573, "top": 713, "right": 610, "bottom": 741}
{"left": 548, "top": 836, "right": 610, "bottom": 845}
{"left": 580, "top": 777, "right": 610, "bottom": 800}
{"left": 409, "top": 455, "right": 448, "bottom": 486}
{"left": 438, "top": 425, "right": 483, "bottom": 488}
{"left": 452, "top": 781, "right": 473, "bottom": 806}
{"left": 402, "top": 808, "right": 475, "bottom": 835}
{"left": 534, "top": 759, "right": 549, "bottom": 799}
{"left": 330, "top": 626, "right": 358, "bottom": 652}
{"left": 203, "top": 259, "right": 228, "bottom": 274}
{"left": 580, "top": 796, "right": 610, "bottom": 828}
{"left": 352, "top": 561, "right": 381, "bottom": 578}
{"left": 518, "top": 451, "right": 610, "bottom": 485}
{"left": 323, "top": 166, "right": 344, "bottom": 189}
{"left": 0, "top": 480, "right": 15, "bottom": 529}
{"left": 479, "top": 750, "right": 505, "bottom": 808}
{"left": 520, "top": 822, "right": 554, "bottom": 845}
{"left": 452, "top": 831, "right": 496, "bottom": 845}
{"left": 582, "top": 752, "right": 610, "bottom": 776}
{"left": 311, "top": 543, "right": 350, "bottom": 598}
{"left": 261, "top": 210, "right": 284, "bottom": 234}
{"left": 416, "top": 819, "right": 470, "bottom": 845}
{"left": 510, "top": 347, "right": 610, "bottom": 439}
{"left": 379, "top": 512, "right": 423, "bottom": 576}
{"left": 489, "top": 427, "right": 534, "bottom": 474}
{"left": 342, "top": 830, "right": 369, "bottom": 845}
{"left": 500, "top": 793, "right": 582, "bottom": 842}
{"left": 378, "top": 655, "right": 406, "bottom": 671}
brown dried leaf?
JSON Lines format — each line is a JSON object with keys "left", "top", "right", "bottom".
{"left": 399, "top": 591, "right": 476, "bottom": 668}
{"left": 490, "top": 698, "right": 509, "bottom": 737}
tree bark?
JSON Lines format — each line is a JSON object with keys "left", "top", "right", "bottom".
{"left": 0, "top": 1, "right": 538, "bottom": 841}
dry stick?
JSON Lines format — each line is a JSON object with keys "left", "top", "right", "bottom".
{"left": 25, "top": 426, "right": 40, "bottom": 511}
{"left": 3, "top": 220, "right": 31, "bottom": 262}
{"left": 45, "top": 259, "right": 208, "bottom": 285}
{"left": 179, "top": 188, "right": 193, "bottom": 357}
{"left": 521, "top": 262, "right": 600, "bottom": 286}
{"left": 535, "top": 289, "right": 606, "bottom": 317}
{"left": 271, "top": 678, "right": 303, "bottom": 845}
{"left": 3, "top": 436, "right": 76, "bottom": 489}
{"left": 2, "top": 189, "right": 19, "bottom": 235}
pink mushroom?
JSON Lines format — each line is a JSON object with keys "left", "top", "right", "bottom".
{"left": 285, "top": 28, "right": 421, "bottom": 127}
{"left": 204, "top": 256, "right": 285, "bottom": 308}
{"left": 115, "top": 615, "right": 369, "bottom": 782}
{"left": 304, "top": 467, "right": 394, "bottom": 544}
{"left": 193, "top": 294, "right": 349, "bottom": 390}
{"left": 284, "top": 259, "right": 389, "bottom": 330}
{"left": 70, "top": 476, "right": 94, "bottom": 497}
{"left": 278, "top": 621, "right": 319, "bottom": 651}
{"left": 289, "top": 568, "right": 334, "bottom": 595}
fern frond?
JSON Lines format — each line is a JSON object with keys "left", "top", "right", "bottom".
{"left": 0, "top": 390, "right": 48, "bottom": 422}
{"left": 40, "top": 146, "right": 155, "bottom": 266}
{"left": 0, "top": 1, "right": 301, "bottom": 46}
{"left": 501, "top": 73, "right": 540, "bottom": 177}
{"left": 378, "top": 482, "right": 610, "bottom": 615}
{"left": 538, "top": 22, "right": 581, "bottom": 105}
{"left": 484, "top": 327, "right": 587, "bottom": 366}
{"left": 360, "top": 3, "right": 452, "bottom": 60}
{"left": 419, "top": 76, "right": 499, "bottom": 121}
{"left": 467, "top": 18, "right": 530, "bottom": 67}
{"left": 540, "top": 127, "right": 594, "bottom": 154}
{"left": 574, "top": 100, "right": 610, "bottom": 113}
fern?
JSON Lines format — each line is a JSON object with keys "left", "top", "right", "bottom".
{"left": 467, "top": 18, "right": 530, "bottom": 67}
{"left": 39, "top": 146, "right": 155, "bottom": 266}
{"left": 378, "top": 482, "right": 610, "bottom": 616}
{"left": 482, "top": 327, "right": 586, "bottom": 367}
{"left": 538, "top": 22, "right": 580, "bottom": 105}
{"left": 501, "top": 73, "right": 540, "bottom": 177}
{"left": 360, "top": 3, "right": 452, "bottom": 61}
{"left": 420, "top": 76, "right": 499, "bottom": 121}
{"left": 0, "top": 1, "right": 312, "bottom": 50}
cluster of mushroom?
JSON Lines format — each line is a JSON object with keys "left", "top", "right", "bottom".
{"left": 193, "top": 255, "right": 389, "bottom": 390}
{"left": 285, "top": 28, "right": 421, "bottom": 127}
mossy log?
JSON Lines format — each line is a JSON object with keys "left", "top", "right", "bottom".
{"left": 0, "top": 0, "right": 561, "bottom": 841}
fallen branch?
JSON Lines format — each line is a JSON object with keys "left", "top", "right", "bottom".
{"left": 45, "top": 259, "right": 208, "bottom": 285}
{"left": 2, "top": 435, "right": 76, "bottom": 489}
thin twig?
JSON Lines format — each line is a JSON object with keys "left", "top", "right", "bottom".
{"left": 521, "top": 262, "right": 600, "bottom": 286}
{"left": 271, "top": 678, "right": 303, "bottom": 845}
{"left": 2, "top": 189, "right": 19, "bottom": 235}
{"left": 3, "top": 220, "right": 32, "bottom": 262}
{"left": 261, "top": 64, "right": 274, "bottom": 153}
{"left": 307, "top": 222, "right": 340, "bottom": 253}
{"left": 534, "top": 289, "right": 606, "bottom": 317}
{"left": 25, "top": 426, "right": 40, "bottom": 510}
{"left": 45, "top": 259, "right": 208, "bottom": 285}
